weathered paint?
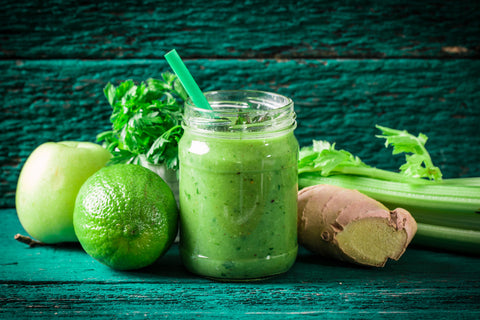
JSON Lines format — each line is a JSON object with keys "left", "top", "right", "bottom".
{"left": 1, "top": 0, "right": 479, "bottom": 208}
{"left": 1, "top": 1, "right": 480, "bottom": 317}
{"left": 1, "top": 210, "right": 479, "bottom": 318}
{"left": 2, "top": 58, "right": 479, "bottom": 206}
{"left": 1, "top": 0, "right": 479, "bottom": 59}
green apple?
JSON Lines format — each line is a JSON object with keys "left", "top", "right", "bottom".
{"left": 16, "top": 141, "right": 111, "bottom": 243}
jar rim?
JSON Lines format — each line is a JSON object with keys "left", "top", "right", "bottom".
{"left": 184, "top": 90, "right": 296, "bottom": 135}
{"left": 186, "top": 90, "right": 293, "bottom": 112}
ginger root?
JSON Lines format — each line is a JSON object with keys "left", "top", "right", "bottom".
{"left": 298, "top": 184, "right": 417, "bottom": 267}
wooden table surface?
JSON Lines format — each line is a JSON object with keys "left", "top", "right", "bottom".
{"left": 1, "top": 209, "right": 479, "bottom": 319}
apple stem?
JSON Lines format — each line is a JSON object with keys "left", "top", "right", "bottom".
{"left": 14, "top": 234, "right": 46, "bottom": 247}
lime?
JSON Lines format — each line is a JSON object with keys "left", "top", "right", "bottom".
{"left": 73, "top": 164, "right": 178, "bottom": 270}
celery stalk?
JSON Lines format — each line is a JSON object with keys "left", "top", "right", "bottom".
{"left": 414, "top": 223, "right": 480, "bottom": 255}
{"left": 440, "top": 177, "right": 480, "bottom": 187}
{"left": 298, "top": 126, "right": 480, "bottom": 255}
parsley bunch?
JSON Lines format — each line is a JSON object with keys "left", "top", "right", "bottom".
{"left": 97, "top": 72, "right": 187, "bottom": 171}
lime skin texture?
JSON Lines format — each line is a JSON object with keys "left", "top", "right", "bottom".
{"left": 73, "top": 164, "right": 178, "bottom": 270}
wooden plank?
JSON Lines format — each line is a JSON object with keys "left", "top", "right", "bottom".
{"left": 2, "top": 280, "right": 479, "bottom": 318}
{"left": 1, "top": 58, "right": 479, "bottom": 207}
{"left": 1, "top": 0, "right": 479, "bottom": 59}
{"left": 1, "top": 209, "right": 479, "bottom": 318}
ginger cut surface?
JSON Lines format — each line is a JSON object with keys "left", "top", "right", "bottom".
{"left": 298, "top": 184, "right": 417, "bottom": 267}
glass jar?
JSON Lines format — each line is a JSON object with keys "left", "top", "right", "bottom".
{"left": 179, "top": 90, "right": 298, "bottom": 281}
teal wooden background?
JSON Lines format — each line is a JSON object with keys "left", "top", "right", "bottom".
{"left": 1, "top": 0, "right": 480, "bottom": 208}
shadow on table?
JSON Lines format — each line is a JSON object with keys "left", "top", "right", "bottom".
{"left": 116, "top": 244, "right": 196, "bottom": 280}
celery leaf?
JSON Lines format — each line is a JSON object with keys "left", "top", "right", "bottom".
{"left": 298, "top": 125, "right": 443, "bottom": 184}
{"left": 376, "top": 125, "right": 442, "bottom": 181}
{"left": 298, "top": 141, "right": 370, "bottom": 176}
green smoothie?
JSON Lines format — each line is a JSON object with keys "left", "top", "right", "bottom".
{"left": 179, "top": 90, "right": 299, "bottom": 280}
{"left": 179, "top": 129, "right": 298, "bottom": 280}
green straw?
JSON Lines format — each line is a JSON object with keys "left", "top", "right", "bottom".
{"left": 164, "top": 49, "right": 212, "bottom": 110}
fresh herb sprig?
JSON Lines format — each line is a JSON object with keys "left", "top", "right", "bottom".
{"left": 298, "top": 125, "right": 443, "bottom": 184}
{"left": 375, "top": 125, "right": 442, "bottom": 181}
{"left": 97, "top": 72, "right": 187, "bottom": 171}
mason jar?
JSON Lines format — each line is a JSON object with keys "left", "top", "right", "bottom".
{"left": 179, "top": 90, "right": 298, "bottom": 281}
